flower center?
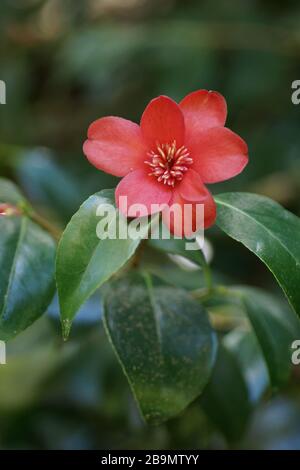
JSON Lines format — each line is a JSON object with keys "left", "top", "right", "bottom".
{"left": 144, "top": 141, "right": 193, "bottom": 187}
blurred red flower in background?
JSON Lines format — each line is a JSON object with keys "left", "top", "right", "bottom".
{"left": 0, "top": 203, "right": 20, "bottom": 216}
{"left": 83, "top": 90, "right": 248, "bottom": 236}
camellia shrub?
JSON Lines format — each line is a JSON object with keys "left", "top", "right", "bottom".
{"left": 1, "top": 89, "right": 300, "bottom": 427}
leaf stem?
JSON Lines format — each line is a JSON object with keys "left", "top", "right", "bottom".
{"left": 27, "top": 210, "right": 62, "bottom": 242}
{"left": 209, "top": 312, "right": 247, "bottom": 331}
{"left": 141, "top": 270, "right": 153, "bottom": 292}
{"left": 192, "top": 284, "right": 242, "bottom": 302}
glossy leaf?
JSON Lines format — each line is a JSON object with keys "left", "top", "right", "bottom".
{"left": 215, "top": 192, "right": 300, "bottom": 317}
{"left": 56, "top": 190, "right": 152, "bottom": 338}
{"left": 0, "top": 216, "right": 56, "bottom": 340}
{"left": 234, "top": 286, "right": 300, "bottom": 387}
{"left": 104, "top": 279, "right": 217, "bottom": 424}
{"left": 201, "top": 342, "right": 252, "bottom": 442}
{"left": 224, "top": 329, "right": 269, "bottom": 404}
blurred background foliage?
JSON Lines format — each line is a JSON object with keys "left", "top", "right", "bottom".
{"left": 1, "top": 0, "right": 300, "bottom": 449}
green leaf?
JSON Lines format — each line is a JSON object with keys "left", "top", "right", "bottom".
{"left": 201, "top": 341, "right": 252, "bottom": 442}
{"left": 0, "top": 177, "right": 26, "bottom": 206}
{"left": 148, "top": 236, "right": 212, "bottom": 289}
{"left": 56, "top": 190, "right": 152, "bottom": 339}
{"left": 103, "top": 278, "right": 217, "bottom": 424}
{"left": 233, "top": 287, "right": 300, "bottom": 387}
{"left": 15, "top": 149, "right": 118, "bottom": 223}
{"left": 16, "top": 149, "right": 82, "bottom": 223}
{"left": 0, "top": 216, "right": 56, "bottom": 340}
{"left": 215, "top": 192, "right": 300, "bottom": 317}
{"left": 0, "top": 318, "right": 75, "bottom": 410}
{"left": 223, "top": 329, "right": 269, "bottom": 404}
{"left": 140, "top": 247, "right": 205, "bottom": 290}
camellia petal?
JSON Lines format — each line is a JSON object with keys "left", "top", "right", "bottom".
{"left": 180, "top": 90, "right": 227, "bottom": 138}
{"left": 116, "top": 169, "right": 172, "bottom": 217}
{"left": 140, "top": 96, "right": 185, "bottom": 148}
{"left": 178, "top": 169, "right": 208, "bottom": 201}
{"left": 83, "top": 116, "right": 147, "bottom": 177}
{"left": 188, "top": 127, "right": 248, "bottom": 184}
{"left": 162, "top": 189, "right": 216, "bottom": 237}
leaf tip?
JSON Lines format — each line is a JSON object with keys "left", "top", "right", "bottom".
{"left": 61, "top": 318, "right": 72, "bottom": 341}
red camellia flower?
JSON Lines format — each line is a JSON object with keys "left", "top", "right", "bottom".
{"left": 83, "top": 90, "right": 248, "bottom": 236}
